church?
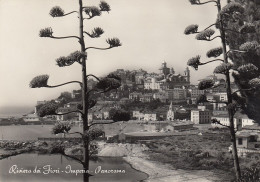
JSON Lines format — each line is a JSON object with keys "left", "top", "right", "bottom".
{"left": 159, "top": 61, "right": 190, "bottom": 89}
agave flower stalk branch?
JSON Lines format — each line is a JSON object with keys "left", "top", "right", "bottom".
{"left": 189, "top": 23, "right": 218, "bottom": 34}
{"left": 200, "top": 59, "right": 224, "bottom": 65}
{"left": 212, "top": 119, "right": 231, "bottom": 128}
{"left": 46, "top": 81, "right": 82, "bottom": 88}
{"left": 197, "top": 1, "right": 217, "bottom": 5}
{"left": 204, "top": 35, "right": 221, "bottom": 41}
{"left": 55, "top": 110, "right": 83, "bottom": 116}
{"left": 204, "top": 23, "right": 217, "bottom": 31}
{"left": 50, "top": 35, "right": 80, "bottom": 40}
{"left": 86, "top": 74, "right": 100, "bottom": 81}
{"left": 62, "top": 11, "right": 78, "bottom": 16}
{"left": 85, "top": 46, "right": 112, "bottom": 51}
{"left": 83, "top": 31, "right": 93, "bottom": 38}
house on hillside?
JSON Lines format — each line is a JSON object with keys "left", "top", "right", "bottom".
{"left": 236, "top": 124, "right": 260, "bottom": 151}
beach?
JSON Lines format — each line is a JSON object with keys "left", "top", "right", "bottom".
{"left": 97, "top": 142, "right": 222, "bottom": 182}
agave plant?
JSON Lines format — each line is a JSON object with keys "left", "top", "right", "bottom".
{"left": 184, "top": 24, "right": 198, "bottom": 35}
{"left": 106, "top": 38, "right": 122, "bottom": 47}
{"left": 30, "top": 75, "right": 49, "bottom": 88}
{"left": 195, "top": 29, "right": 215, "bottom": 41}
{"left": 49, "top": 6, "right": 65, "bottom": 17}
{"left": 207, "top": 47, "right": 223, "bottom": 58}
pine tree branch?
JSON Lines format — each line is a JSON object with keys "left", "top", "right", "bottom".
{"left": 226, "top": 49, "right": 246, "bottom": 55}
{"left": 89, "top": 120, "right": 120, "bottom": 128}
{"left": 85, "top": 47, "right": 112, "bottom": 51}
{"left": 49, "top": 35, "right": 80, "bottom": 40}
{"left": 46, "top": 81, "right": 82, "bottom": 88}
{"left": 86, "top": 74, "right": 100, "bottom": 81}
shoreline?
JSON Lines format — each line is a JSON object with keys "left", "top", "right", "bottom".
{"left": 97, "top": 142, "right": 221, "bottom": 182}
{"left": 1, "top": 140, "right": 225, "bottom": 181}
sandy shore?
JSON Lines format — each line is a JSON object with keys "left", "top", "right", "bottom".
{"left": 97, "top": 142, "right": 222, "bottom": 182}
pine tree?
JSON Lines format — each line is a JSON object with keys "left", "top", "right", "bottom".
{"left": 224, "top": 0, "right": 260, "bottom": 123}
{"left": 29, "top": 1, "right": 130, "bottom": 181}
{"left": 184, "top": 0, "right": 257, "bottom": 180}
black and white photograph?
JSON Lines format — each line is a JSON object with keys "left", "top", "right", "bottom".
{"left": 1, "top": 0, "right": 260, "bottom": 181}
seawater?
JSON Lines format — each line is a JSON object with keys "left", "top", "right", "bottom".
{"left": 0, "top": 123, "right": 163, "bottom": 140}
{"left": 0, "top": 153, "right": 148, "bottom": 182}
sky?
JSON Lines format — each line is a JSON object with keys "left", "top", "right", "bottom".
{"left": 0, "top": 0, "right": 224, "bottom": 115}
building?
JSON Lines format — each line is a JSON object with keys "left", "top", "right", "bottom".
{"left": 23, "top": 114, "right": 40, "bottom": 122}
{"left": 236, "top": 124, "right": 260, "bottom": 151}
{"left": 72, "top": 90, "right": 81, "bottom": 99}
{"left": 143, "top": 113, "right": 157, "bottom": 121}
{"left": 103, "top": 111, "right": 109, "bottom": 120}
{"left": 191, "top": 109, "right": 212, "bottom": 124}
{"left": 211, "top": 114, "right": 241, "bottom": 130}
{"left": 140, "top": 93, "right": 153, "bottom": 103}
{"left": 56, "top": 107, "right": 79, "bottom": 121}
{"left": 132, "top": 111, "right": 144, "bottom": 120}
{"left": 215, "top": 92, "right": 228, "bottom": 102}
{"left": 129, "top": 92, "right": 142, "bottom": 101}
{"left": 167, "top": 88, "right": 187, "bottom": 101}
{"left": 170, "top": 121, "right": 194, "bottom": 131}
{"left": 153, "top": 91, "right": 168, "bottom": 103}
{"left": 191, "top": 88, "right": 205, "bottom": 98}
{"left": 167, "top": 102, "right": 174, "bottom": 121}
{"left": 144, "top": 77, "right": 164, "bottom": 90}
{"left": 135, "top": 69, "right": 147, "bottom": 84}
{"left": 198, "top": 103, "right": 214, "bottom": 111}
{"left": 211, "top": 112, "right": 255, "bottom": 130}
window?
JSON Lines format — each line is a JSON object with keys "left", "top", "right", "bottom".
{"left": 238, "top": 138, "right": 243, "bottom": 145}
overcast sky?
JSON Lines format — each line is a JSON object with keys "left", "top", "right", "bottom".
{"left": 0, "top": 0, "right": 224, "bottom": 115}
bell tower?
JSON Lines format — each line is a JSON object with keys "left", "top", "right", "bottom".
{"left": 184, "top": 67, "right": 190, "bottom": 83}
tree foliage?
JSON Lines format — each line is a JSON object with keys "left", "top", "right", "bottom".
{"left": 225, "top": 0, "right": 260, "bottom": 122}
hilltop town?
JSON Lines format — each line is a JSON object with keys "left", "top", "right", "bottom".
{"left": 1, "top": 61, "right": 259, "bottom": 181}
{"left": 2, "top": 61, "right": 258, "bottom": 154}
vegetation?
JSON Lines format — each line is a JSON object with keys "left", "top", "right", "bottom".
{"left": 224, "top": 0, "right": 260, "bottom": 123}
{"left": 145, "top": 130, "right": 234, "bottom": 180}
{"left": 184, "top": 0, "right": 259, "bottom": 180}
{"left": 29, "top": 1, "right": 130, "bottom": 181}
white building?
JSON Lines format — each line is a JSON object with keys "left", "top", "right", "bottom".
{"left": 133, "top": 111, "right": 144, "bottom": 120}
{"left": 23, "top": 114, "right": 40, "bottom": 122}
{"left": 144, "top": 114, "right": 157, "bottom": 121}
{"left": 211, "top": 113, "right": 255, "bottom": 130}
{"left": 215, "top": 92, "right": 228, "bottom": 101}
{"left": 144, "top": 77, "right": 165, "bottom": 90}
{"left": 167, "top": 102, "right": 174, "bottom": 121}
